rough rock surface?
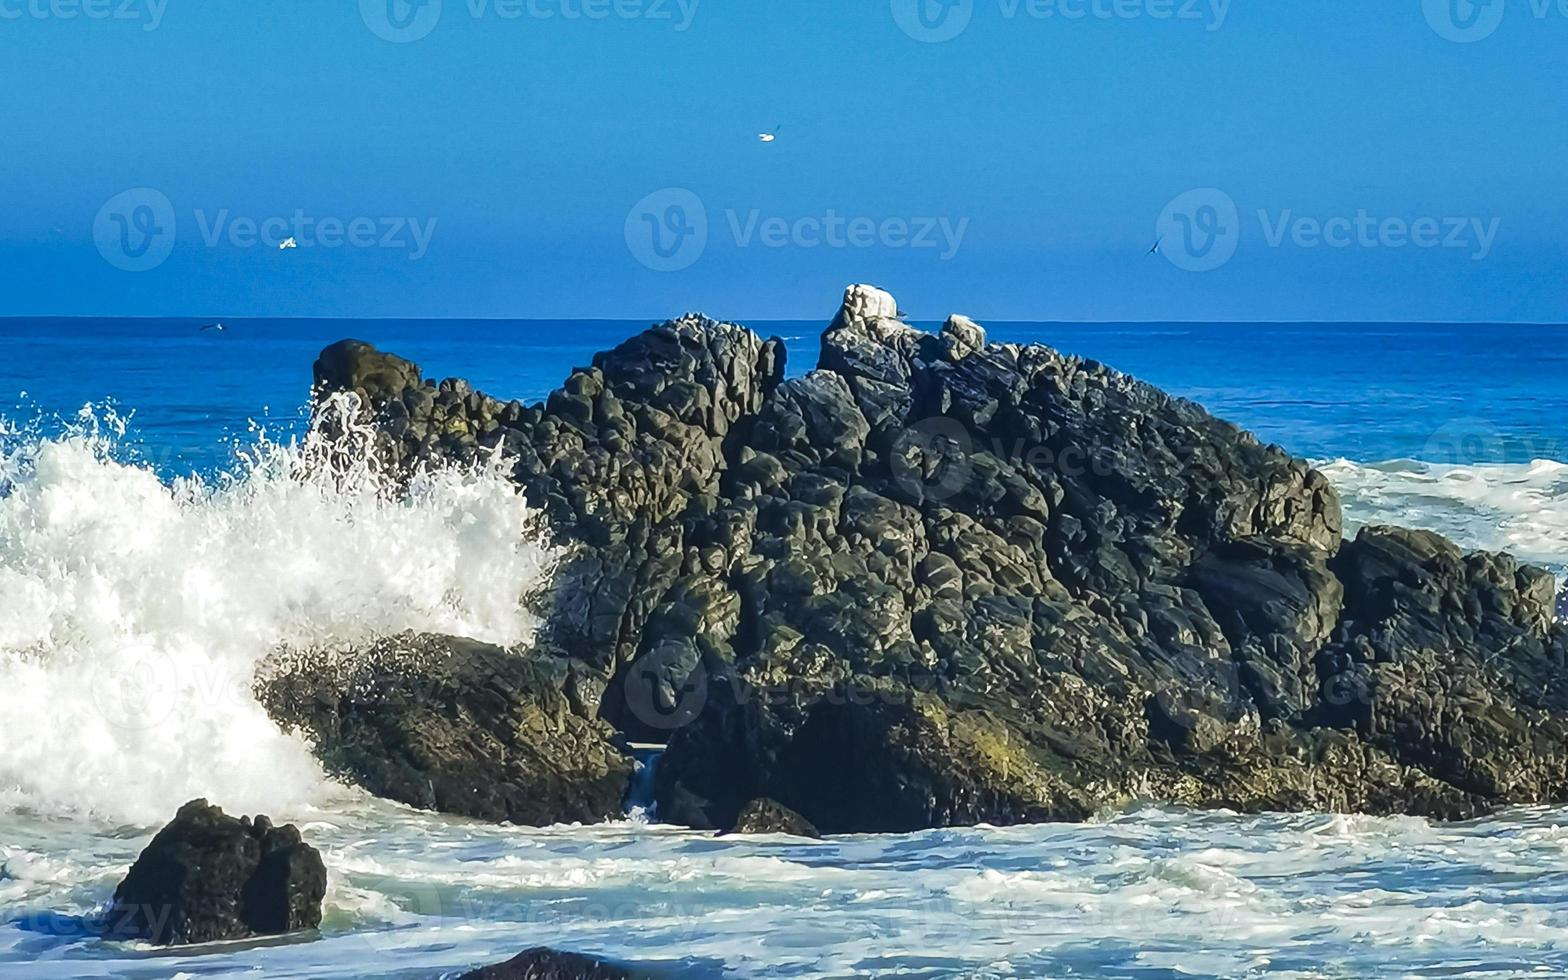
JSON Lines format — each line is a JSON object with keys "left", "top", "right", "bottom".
{"left": 304, "top": 285, "right": 1568, "bottom": 831}
{"left": 456, "top": 947, "right": 636, "bottom": 980}
{"left": 260, "top": 634, "right": 633, "bottom": 825}
{"left": 721, "top": 797, "right": 821, "bottom": 838}
{"left": 106, "top": 799, "right": 326, "bottom": 945}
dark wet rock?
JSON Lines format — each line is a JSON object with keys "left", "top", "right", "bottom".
{"left": 106, "top": 799, "right": 325, "bottom": 945}
{"left": 307, "top": 284, "right": 1568, "bottom": 830}
{"left": 456, "top": 947, "right": 634, "bottom": 980}
{"left": 314, "top": 338, "right": 421, "bottom": 404}
{"left": 259, "top": 634, "right": 633, "bottom": 826}
{"left": 1313, "top": 525, "right": 1568, "bottom": 803}
{"left": 721, "top": 797, "right": 820, "bottom": 838}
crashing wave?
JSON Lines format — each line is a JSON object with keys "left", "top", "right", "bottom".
{"left": 0, "top": 396, "right": 557, "bottom": 824}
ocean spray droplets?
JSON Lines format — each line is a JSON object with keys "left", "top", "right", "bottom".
{"left": 0, "top": 395, "right": 558, "bottom": 824}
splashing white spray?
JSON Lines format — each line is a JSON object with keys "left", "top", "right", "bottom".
{"left": 0, "top": 397, "right": 558, "bottom": 824}
{"left": 1319, "top": 456, "right": 1568, "bottom": 578}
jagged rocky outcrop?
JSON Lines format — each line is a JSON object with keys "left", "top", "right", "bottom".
{"left": 105, "top": 799, "right": 326, "bottom": 945}
{"left": 260, "top": 634, "right": 633, "bottom": 825}
{"left": 301, "top": 285, "right": 1568, "bottom": 831}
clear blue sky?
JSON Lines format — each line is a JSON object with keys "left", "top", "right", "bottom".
{"left": 1, "top": 1, "right": 1564, "bottom": 321}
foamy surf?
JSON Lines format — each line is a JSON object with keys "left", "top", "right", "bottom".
{"left": 0, "top": 399, "right": 557, "bottom": 825}
{"left": 8, "top": 797, "right": 1568, "bottom": 978}
{"left": 1319, "top": 456, "right": 1568, "bottom": 577}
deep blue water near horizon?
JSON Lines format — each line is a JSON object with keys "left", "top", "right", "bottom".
{"left": 3, "top": 317, "right": 1565, "bottom": 475}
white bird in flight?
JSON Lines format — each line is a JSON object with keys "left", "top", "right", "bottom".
{"left": 758, "top": 125, "right": 781, "bottom": 143}
{"left": 279, "top": 237, "right": 298, "bottom": 250}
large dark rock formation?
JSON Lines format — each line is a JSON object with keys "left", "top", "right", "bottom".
{"left": 298, "top": 285, "right": 1567, "bottom": 831}
{"left": 106, "top": 799, "right": 326, "bottom": 945}
{"left": 260, "top": 634, "right": 633, "bottom": 825}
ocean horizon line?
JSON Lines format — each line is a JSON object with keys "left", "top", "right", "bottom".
{"left": 1, "top": 314, "right": 1565, "bottom": 328}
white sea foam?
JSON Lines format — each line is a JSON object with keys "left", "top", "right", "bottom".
{"left": 0, "top": 399, "right": 557, "bottom": 825}
{"left": 1320, "top": 456, "right": 1568, "bottom": 575}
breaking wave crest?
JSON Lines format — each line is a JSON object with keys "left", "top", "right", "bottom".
{"left": 1320, "top": 456, "right": 1568, "bottom": 576}
{"left": 0, "top": 398, "right": 557, "bottom": 825}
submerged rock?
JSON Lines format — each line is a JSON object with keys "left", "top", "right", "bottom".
{"left": 721, "top": 797, "right": 820, "bottom": 838}
{"left": 259, "top": 634, "right": 633, "bottom": 826}
{"left": 456, "top": 947, "right": 634, "bottom": 980}
{"left": 106, "top": 799, "right": 325, "bottom": 945}
{"left": 306, "top": 285, "right": 1568, "bottom": 831}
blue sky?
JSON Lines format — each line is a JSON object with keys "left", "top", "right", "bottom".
{"left": 1, "top": 1, "right": 1564, "bottom": 321}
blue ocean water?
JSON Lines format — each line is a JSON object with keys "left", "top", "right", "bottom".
{"left": 3, "top": 318, "right": 1565, "bottom": 474}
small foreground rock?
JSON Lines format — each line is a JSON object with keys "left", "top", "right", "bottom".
{"left": 107, "top": 799, "right": 325, "bottom": 945}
